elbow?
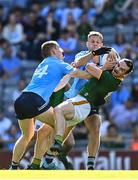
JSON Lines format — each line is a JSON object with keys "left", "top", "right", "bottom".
{"left": 86, "top": 64, "right": 90, "bottom": 71}
{"left": 86, "top": 64, "right": 102, "bottom": 79}
{"left": 85, "top": 64, "right": 93, "bottom": 75}
{"left": 86, "top": 73, "right": 92, "bottom": 79}
{"left": 86, "top": 63, "right": 94, "bottom": 73}
{"left": 69, "top": 70, "right": 78, "bottom": 77}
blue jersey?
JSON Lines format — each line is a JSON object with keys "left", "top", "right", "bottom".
{"left": 65, "top": 50, "right": 105, "bottom": 98}
{"left": 23, "top": 56, "right": 73, "bottom": 103}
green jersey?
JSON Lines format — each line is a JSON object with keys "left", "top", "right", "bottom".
{"left": 79, "top": 71, "right": 121, "bottom": 107}
{"left": 49, "top": 87, "right": 65, "bottom": 108}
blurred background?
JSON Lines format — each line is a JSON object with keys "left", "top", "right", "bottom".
{"left": 0, "top": 0, "right": 138, "bottom": 170}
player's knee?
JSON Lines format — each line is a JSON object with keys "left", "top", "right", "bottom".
{"left": 37, "top": 125, "right": 53, "bottom": 139}
{"left": 94, "top": 119, "right": 101, "bottom": 130}
{"left": 66, "top": 137, "right": 75, "bottom": 148}
{"left": 64, "top": 132, "right": 75, "bottom": 148}
{"left": 22, "top": 130, "right": 35, "bottom": 142}
{"left": 91, "top": 121, "right": 101, "bottom": 135}
{"left": 87, "top": 116, "right": 101, "bottom": 136}
{"left": 90, "top": 114, "right": 101, "bottom": 127}
{"left": 54, "top": 106, "right": 63, "bottom": 114}
{"left": 69, "top": 137, "right": 75, "bottom": 148}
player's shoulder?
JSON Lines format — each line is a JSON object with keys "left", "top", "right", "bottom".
{"left": 60, "top": 61, "right": 73, "bottom": 71}
{"left": 101, "top": 71, "right": 119, "bottom": 82}
{"left": 103, "top": 70, "right": 112, "bottom": 75}
{"left": 75, "top": 50, "right": 90, "bottom": 63}
{"left": 101, "top": 70, "right": 112, "bottom": 78}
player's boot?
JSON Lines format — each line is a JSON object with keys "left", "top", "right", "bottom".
{"left": 9, "top": 166, "right": 19, "bottom": 170}
{"left": 41, "top": 161, "right": 60, "bottom": 170}
{"left": 87, "top": 166, "right": 94, "bottom": 170}
{"left": 50, "top": 140, "right": 63, "bottom": 153}
{"left": 65, "top": 162, "right": 74, "bottom": 170}
{"left": 87, "top": 161, "right": 95, "bottom": 170}
{"left": 9, "top": 162, "right": 19, "bottom": 170}
{"left": 58, "top": 153, "right": 73, "bottom": 170}
{"left": 26, "top": 164, "right": 40, "bottom": 170}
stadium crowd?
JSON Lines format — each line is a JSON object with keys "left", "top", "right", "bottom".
{"left": 0, "top": 0, "right": 138, "bottom": 154}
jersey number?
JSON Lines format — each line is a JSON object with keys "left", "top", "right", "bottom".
{"left": 35, "top": 65, "right": 48, "bottom": 78}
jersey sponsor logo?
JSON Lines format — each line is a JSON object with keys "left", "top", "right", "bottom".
{"left": 93, "top": 109, "right": 97, "bottom": 112}
{"left": 37, "top": 103, "right": 47, "bottom": 111}
{"left": 84, "top": 93, "right": 88, "bottom": 96}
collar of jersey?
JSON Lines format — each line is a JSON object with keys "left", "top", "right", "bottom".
{"left": 46, "top": 56, "right": 62, "bottom": 61}
{"left": 111, "top": 72, "right": 122, "bottom": 82}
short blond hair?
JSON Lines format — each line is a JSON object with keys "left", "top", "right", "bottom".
{"left": 41, "top": 40, "right": 59, "bottom": 58}
{"left": 87, "top": 31, "right": 103, "bottom": 42}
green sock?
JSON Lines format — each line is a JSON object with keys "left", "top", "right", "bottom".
{"left": 58, "top": 153, "right": 68, "bottom": 166}
{"left": 31, "top": 158, "right": 41, "bottom": 169}
{"left": 58, "top": 144, "right": 72, "bottom": 168}
{"left": 55, "top": 135, "right": 63, "bottom": 145}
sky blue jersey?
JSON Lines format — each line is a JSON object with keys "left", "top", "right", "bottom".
{"left": 65, "top": 50, "right": 105, "bottom": 98}
{"left": 23, "top": 56, "right": 73, "bottom": 103}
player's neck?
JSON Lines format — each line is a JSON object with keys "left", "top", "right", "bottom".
{"left": 117, "top": 77, "right": 123, "bottom": 81}
{"left": 112, "top": 73, "right": 123, "bottom": 81}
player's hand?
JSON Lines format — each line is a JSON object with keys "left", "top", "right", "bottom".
{"left": 107, "top": 52, "right": 118, "bottom": 63}
{"left": 102, "top": 61, "right": 117, "bottom": 71}
{"left": 92, "top": 46, "right": 112, "bottom": 56}
{"left": 102, "top": 52, "right": 118, "bottom": 71}
{"left": 71, "top": 62, "right": 78, "bottom": 68}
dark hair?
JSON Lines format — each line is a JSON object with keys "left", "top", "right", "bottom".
{"left": 41, "top": 41, "right": 58, "bottom": 58}
{"left": 124, "top": 59, "right": 134, "bottom": 74}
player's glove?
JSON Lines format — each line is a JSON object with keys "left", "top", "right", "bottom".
{"left": 92, "top": 46, "right": 112, "bottom": 56}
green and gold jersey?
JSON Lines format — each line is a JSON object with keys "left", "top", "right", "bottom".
{"left": 79, "top": 71, "right": 121, "bottom": 107}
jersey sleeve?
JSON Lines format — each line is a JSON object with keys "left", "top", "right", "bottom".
{"left": 75, "top": 51, "right": 89, "bottom": 62}
{"left": 60, "top": 61, "right": 74, "bottom": 75}
{"left": 75, "top": 52, "right": 83, "bottom": 62}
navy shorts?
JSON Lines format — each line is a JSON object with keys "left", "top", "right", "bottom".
{"left": 14, "top": 92, "right": 51, "bottom": 120}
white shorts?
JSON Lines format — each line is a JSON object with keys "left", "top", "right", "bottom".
{"left": 66, "top": 95, "right": 91, "bottom": 127}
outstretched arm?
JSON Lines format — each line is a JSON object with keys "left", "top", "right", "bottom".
{"left": 69, "top": 68, "right": 92, "bottom": 79}
{"left": 86, "top": 63, "right": 103, "bottom": 79}
{"left": 86, "top": 49, "right": 119, "bottom": 79}
{"left": 54, "top": 75, "right": 71, "bottom": 92}
{"left": 74, "top": 46, "right": 112, "bottom": 67}
{"left": 54, "top": 68, "right": 92, "bottom": 92}
{"left": 74, "top": 51, "right": 93, "bottom": 67}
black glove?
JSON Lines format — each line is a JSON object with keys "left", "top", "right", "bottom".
{"left": 92, "top": 46, "right": 112, "bottom": 56}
